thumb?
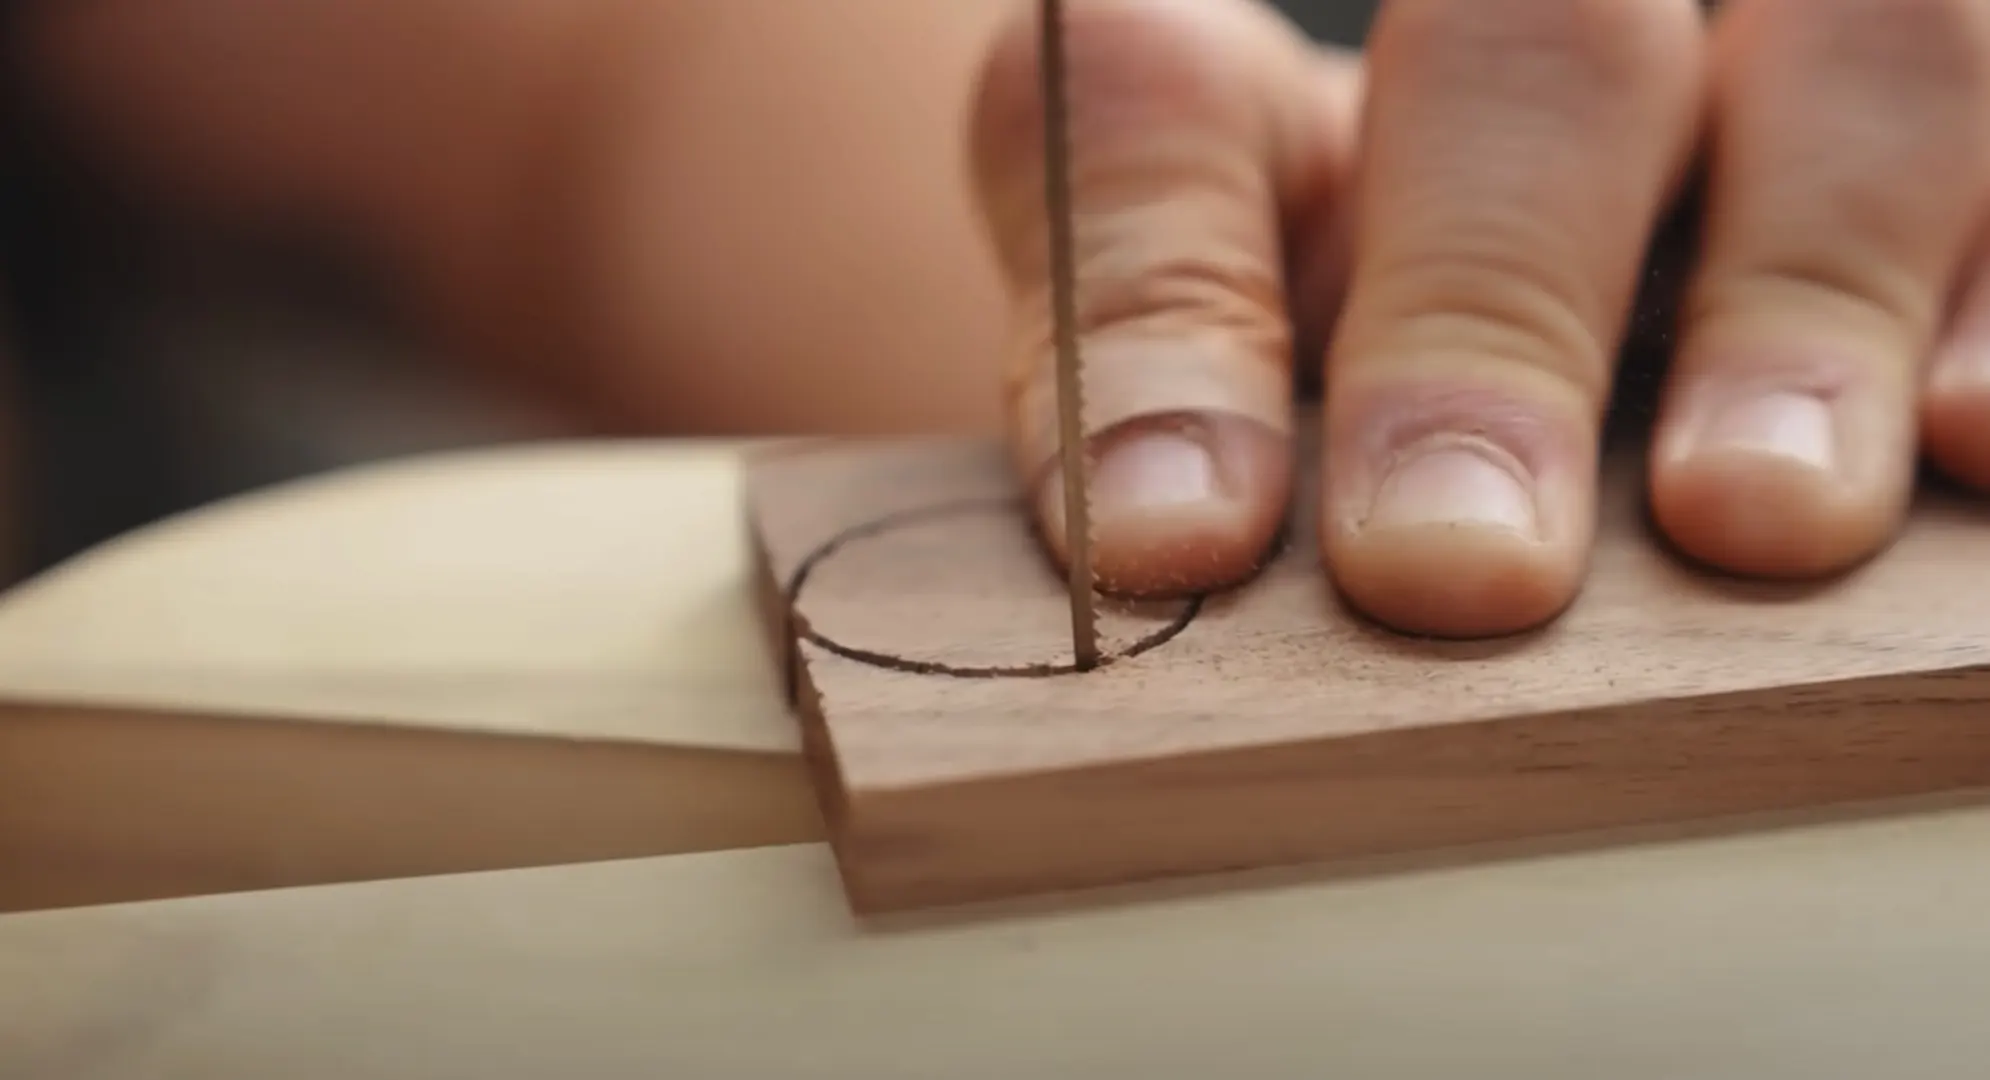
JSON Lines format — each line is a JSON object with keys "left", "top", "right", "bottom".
{"left": 969, "top": 0, "right": 1351, "bottom": 598}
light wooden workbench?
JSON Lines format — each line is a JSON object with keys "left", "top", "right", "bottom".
{"left": 5, "top": 437, "right": 1990, "bottom": 1079}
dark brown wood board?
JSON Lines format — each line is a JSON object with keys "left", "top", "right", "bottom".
{"left": 746, "top": 435, "right": 1990, "bottom": 914}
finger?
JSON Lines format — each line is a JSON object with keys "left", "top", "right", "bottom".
{"left": 1322, "top": 0, "right": 1704, "bottom": 637}
{"left": 1652, "top": 0, "right": 1990, "bottom": 577}
{"left": 1924, "top": 231, "right": 1990, "bottom": 489}
{"left": 970, "top": 0, "right": 1355, "bottom": 597}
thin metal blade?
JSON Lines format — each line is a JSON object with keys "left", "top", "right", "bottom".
{"left": 1039, "top": 0, "right": 1100, "bottom": 671}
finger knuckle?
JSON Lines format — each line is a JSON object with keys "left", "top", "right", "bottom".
{"left": 1348, "top": 237, "right": 1614, "bottom": 406}
{"left": 1689, "top": 255, "right": 1935, "bottom": 353}
{"left": 1377, "top": 0, "right": 1699, "bottom": 101}
{"left": 1079, "top": 248, "right": 1290, "bottom": 347}
{"left": 971, "top": 0, "right": 1294, "bottom": 280}
{"left": 972, "top": 0, "right": 1275, "bottom": 176}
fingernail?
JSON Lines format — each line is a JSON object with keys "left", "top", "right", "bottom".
{"left": 1366, "top": 442, "right": 1538, "bottom": 539}
{"left": 1690, "top": 390, "right": 1836, "bottom": 472}
{"left": 1036, "top": 414, "right": 1288, "bottom": 597}
{"left": 1090, "top": 427, "right": 1220, "bottom": 512}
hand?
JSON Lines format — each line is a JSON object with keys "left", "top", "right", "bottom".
{"left": 971, "top": 0, "right": 1990, "bottom": 638}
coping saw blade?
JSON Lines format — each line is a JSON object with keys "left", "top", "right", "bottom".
{"left": 1039, "top": 0, "right": 1100, "bottom": 671}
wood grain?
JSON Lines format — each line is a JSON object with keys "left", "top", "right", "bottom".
{"left": 748, "top": 435, "right": 1990, "bottom": 913}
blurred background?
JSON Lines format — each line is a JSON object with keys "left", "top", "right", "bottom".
{"left": 0, "top": 0, "right": 1380, "bottom": 576}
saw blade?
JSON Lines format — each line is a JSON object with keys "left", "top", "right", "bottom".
{"left": 1038, "top": 0, "right": 1100, "bottom": 671}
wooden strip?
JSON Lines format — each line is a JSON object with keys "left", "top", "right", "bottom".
{"left": 0, "top": 701, "right": 820, "bottom": 912}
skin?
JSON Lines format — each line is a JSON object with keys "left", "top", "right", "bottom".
{"left": 13, "top": 0, "right": 1990, "bottom": 637}
{"left": 15, "top": 0, "right": 1020, "bottom": 433}
{"left": 978, "top": 0, "right": 1990, "bottom": 635}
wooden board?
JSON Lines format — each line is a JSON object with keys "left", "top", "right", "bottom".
{"left": 748, "top": 436, "right": 1990, "bottom": 913}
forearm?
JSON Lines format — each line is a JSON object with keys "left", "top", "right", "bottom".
{"left": 17, "top": 0, "right": 1019, "bottom": 434}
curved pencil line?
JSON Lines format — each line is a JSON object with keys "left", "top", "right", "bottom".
{"left": 783, "top": 497, "right": 1203, "bottom": 679}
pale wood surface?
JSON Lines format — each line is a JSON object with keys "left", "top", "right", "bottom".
{"left": 750, "top": 436, "right": 1990, "bottom": 911}
{"left": 10, "top": 436, "right": 1990, "bottom": 1076}
{"left": 0, "top": 439, "right": 795, "bottom": 752}
{"left": 14, "top": 810, "right": 1990, "bottom": 1079}
{"left": 0, "top": 440, "right": 818, "bottom": 911}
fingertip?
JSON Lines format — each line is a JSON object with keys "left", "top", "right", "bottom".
{"left": 1649, "top": 380, "right": 1913, "bottom": 579}
{"left": 1329, "top": 527, "right": 1581, "bottom": 640}
{"left": 1322, "top": 436, "right": 1588, "bottom": 638}
{"left": 1037, "top": 411, "right": 1290, "bottom": 598}
{"left": 1649, "top": 447, "right": 1898, "bottom": 579}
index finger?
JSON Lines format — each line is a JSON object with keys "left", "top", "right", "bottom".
{"left": 969, "top": 0, "right": 1354, "bottom": 597}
